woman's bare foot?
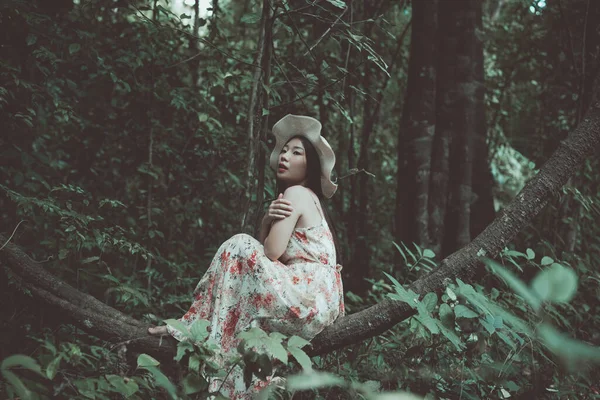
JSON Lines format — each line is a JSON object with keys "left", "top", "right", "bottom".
{"left": 148, "top": 325, "right": 169, "bottom": 335}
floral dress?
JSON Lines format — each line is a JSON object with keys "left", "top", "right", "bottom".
{"left": 166, "top": 199, "right": 345, "bottom": 399}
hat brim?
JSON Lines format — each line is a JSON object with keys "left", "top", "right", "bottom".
{"left": 269, "top": 115, "right": 338, "bottom": 198}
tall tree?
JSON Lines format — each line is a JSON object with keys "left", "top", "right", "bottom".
{"left": 240, "top": 0, "right": 272, "bottom": 232}
{"left": 395, "top": 0, "right": 438, "bottom": 250}
{"left": 428, "top": 0, "right": 482, "bottom": 256}
{"left": 469, "top": 0, "right": 496, "bottom": 239}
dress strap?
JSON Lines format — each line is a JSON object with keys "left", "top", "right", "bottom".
{"left": 309, "top": 191, "right": 326, "bottom": 226}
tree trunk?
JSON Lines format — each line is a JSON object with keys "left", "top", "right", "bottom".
{"left": 2, "top": 103, "right": 599, "bottom": 360}
{"left": 239, "top": 0, "right": 271, "bottom": 232}
{"left": 352, "top": 62, "right": 374, "bottom": 291}
{"left": 429, "top": 0, "right": 480, "bottom": 256}
{"left": 346, "top": 0, "right": 395, "bottom": 293}
{"left": 252, "top": 7, "right": 273, "bottom": 236}
{"left": 208, "top": 0, "right": 220, "bottom": 42}
{"left": 442, "top": 0, "right": 479, "bottom": 254}
{"left": 395, "top": 0, "right": 437, "bottom": 250}
{"left": 469, "top": 1, "right": 496, "bottom": 239}
{"left": 190, "top": 0, "right": 200, "bottom": 86}
{"left": 427, "top": 0, "right": 454, "bottom": 255}
{"left": 558, "top": 0, "right": 600, "bottom": 252}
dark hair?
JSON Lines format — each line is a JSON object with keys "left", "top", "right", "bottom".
{"left": 276, "top": 136, "right": 343, "bottom": 265}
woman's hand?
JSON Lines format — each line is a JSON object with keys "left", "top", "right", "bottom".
{"left": 265, "top": 193, "right": 294, "bottom": 224}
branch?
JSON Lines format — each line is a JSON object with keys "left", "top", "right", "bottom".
{"left": 307, "top": 103, "right": 600, "bottom": 355}
{"left": 0, "top": 236, "right": 177, "bottom": 361}
{"left": 1, "top": 105, "right": 599, "bottom": 360}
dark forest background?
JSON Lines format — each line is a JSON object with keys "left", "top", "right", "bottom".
{"left": 1, "top": 0, "right": 600, "bottom": 398}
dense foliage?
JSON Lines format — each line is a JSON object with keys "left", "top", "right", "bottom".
{"left": 1, "top": 0, "right": 599, "bottom": 398}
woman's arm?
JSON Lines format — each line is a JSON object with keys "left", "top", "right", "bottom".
{"left": 259, "top": 216, "right": 271, "bottom": 244}
{"left": 263, "top": 186, "right": 304, "bottom": 260}
{"left": 259, "top": 194, "right": 294, "bottom": 244}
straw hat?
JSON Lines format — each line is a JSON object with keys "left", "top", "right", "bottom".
{"left": 269, "top": 114, "right": 337, "bottom": 198}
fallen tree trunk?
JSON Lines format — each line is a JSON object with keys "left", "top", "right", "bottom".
{"left": 1, "top": 104, "right": 600, "bottom": 360}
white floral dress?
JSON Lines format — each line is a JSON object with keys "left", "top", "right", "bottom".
{"left": 167, "top": 199, "right": 345, "bottom": 399}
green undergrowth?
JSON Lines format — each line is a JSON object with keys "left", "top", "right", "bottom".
{"left": 3, "top": 242, "right": 600, "bottom": 399}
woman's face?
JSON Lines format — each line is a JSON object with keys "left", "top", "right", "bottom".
{"left": 277, "top": 137, "right": 308, "bottom": 187}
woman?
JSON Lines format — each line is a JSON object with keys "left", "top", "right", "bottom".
{"left": 148, "top": 114, "right": 344, "bottom": 398}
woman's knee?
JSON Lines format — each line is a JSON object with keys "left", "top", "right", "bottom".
{"left": 229, "top": 233, "right": 254, "bottom": 242}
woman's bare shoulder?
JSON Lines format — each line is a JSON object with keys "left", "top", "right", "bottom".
{"left": 282, "top": 186, "right": 313, "bottom": 209}
{"left": 282, "top": 185, "right": 312, "bottom": 199}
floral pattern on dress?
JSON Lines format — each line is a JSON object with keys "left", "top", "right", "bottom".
{"left": 166, "top": 214, "right": 344, "bottom": 399}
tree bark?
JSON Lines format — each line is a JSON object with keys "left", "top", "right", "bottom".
{"left": 427, "top": 0, "right": 454, "bottom": 255}
{"left": 429, "top": 0, "right": 480, "bottom": 256}
{"left": 190, "top": 0, "right": 200, "bottom": 86}
{"left": 395, "top": 0, "right": 437, "bottom": 249}
{"left": 469, "top": 1, "right": 496, "bottom": 239}
{"left": 441, "top": 0, "right": 479, "bottom": 255}
{"left": 2, "top": 103, "right": 599, "bottom": 359}
{"left": 239, "top": 0, "right": 271, "bottom": 232}
{"left": 0, "top": 237, "right": 177, "bottom": 361}
{"left": 252, "top": 7, "right": 273, "bottom": 236}
{"left": 558, "top": 0, "right": 600, "bottom": 252}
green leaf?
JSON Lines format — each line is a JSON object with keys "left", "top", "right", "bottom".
{"left": 26, "top": 34, "right": 37, "bottom": 46}
{"left": 422, "top": 292, "right": 437, "bottom": 312}
{"left": 69, "top": 43, "right": 81, "bottom": 55}
{"left": 423, "top": 249, "right": 435, "bottom": 258}
{"left": 531, "top": 263, "right": 578, "bottom": 303}
{"left": 164, "top": 319, "right": 190, "bottom": 338}
{"left": 268, "top": 331, "right": 286, "bottom": 342}
{"left": 289, "top": 347, "right": 312, "bottom": 371}
{"left": 288, "top": 335, "right": 311, "bottom": 349}
{"left": 446, "top": 287, "right": 457, "bottom": 301}
{"left": 241, "top": 13, "right": 261, "bottom": 24}
{"left": 137, "top": 355, "right": 176, "bottom": 398}
{"left": 383, "top": 272, "right": 418, "bottom": 308}
{"left": 484, "top": 258, "right": 541, "bottom": 310}
{"left": 1, "top": 354, "right": 45, "bottom": 377}
{"left": 106, "top": 374, "right": 139, "bottom": 397}
{"left": 526, "top": 248, "right": 535, "bottom": 260}
{"left": 369, "top": 393, "right": 424, "bottom": 400}
{"left": 454, "top": 304, "right": 478, "bottom": 319}
{"left": 174, "top": 342, "right": 193, "bottom": 362}
{"left": 136, "top": 353, "right": 159, "bottom": 368}
{"left": 190, "top": 319, "right": 210, "bottom": 342}
{"left": 392, "top": 242, "right": 407, "bottom": 264}
{"left": 1, "top": 370, "right": 32, "bottom": 400}
{"left": 538, "top": 324, "right": 600, "bottom": 364}
{"left": 439, "top": 303, "right": 454, "bottom": 328}
{"left": 325, "top": 0, "right": 346, "bottom": 9}
{"left": 1, "top": 355, "right": 45, "bottom": 400}
{"left": 540, "top": 256, "right": 554, "bottom": 266}
{"left": 145, "top": 365, "right": 178, "bottom": 398}
{"left": 188, "top": 355, "right": 201, "bottom": 372}
{"left": 434, "top": 320, "right": 464, "bottom": 351}
{"left": 46, "top": 355, "right": 62, "bottom": 380}
{"left": 182, "top": 374, "right": 207, "bottom": 395}
{"left": 286, "top": 371, "right": 345, "bottom": 391}
{"left": 268, "top": 341, "right": 288, "bottom": 364}
{"left": 480, "top": 315, "right": 496, "bottom": 334}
